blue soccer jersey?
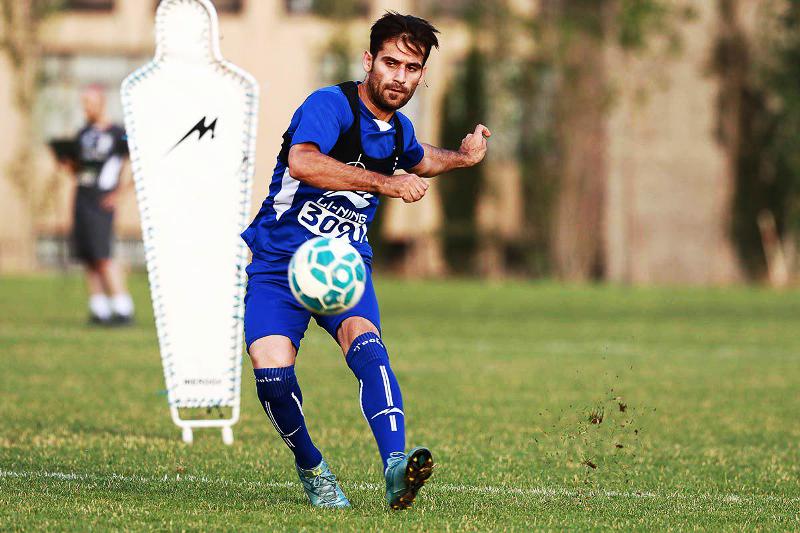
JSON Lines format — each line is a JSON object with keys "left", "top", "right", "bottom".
{"left": 241, "top": 81, "right": 424, "bottom": 268}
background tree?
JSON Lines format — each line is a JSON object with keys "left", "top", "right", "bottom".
{"left": 538, "top": 0, "right": 692, "bottom": 281}
{"left": 438, "top": 46, "right": 487, "bottom": 273}
{"left": 437, "top": 0, "right": 691, "bottom": 279}
{"left": 719, "top": 0, "right": 800, "bottom": 284}
{"left": 0, "top": 0, "right": 63, "bottom": 204}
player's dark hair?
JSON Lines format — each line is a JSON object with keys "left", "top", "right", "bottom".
{"left": 369, "top": 11, "right": 440, "bottom": 65}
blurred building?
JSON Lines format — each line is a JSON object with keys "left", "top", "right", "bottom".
{"left": 0, "top": 0, "right": 769, "bottom": 284}
{"left": 0, "top": 0, "right": 464, "bottom": 274}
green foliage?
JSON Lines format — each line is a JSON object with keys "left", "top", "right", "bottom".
{"left": 0, "top": 0, "right": 66, "bottom": 215}
{"left": 616, "top": 0, "right": 695, "bottom": 52}
{"left": 307, "top": 0, "right": 367, "bottom": 20}
{"left": 533, "top": 0, "right": 693, "bottom": 55}
{"left": 516, "top": 59, "right": 560, "bottom": 276}
{"left": 438, "top": 47, "right": 487, "bottom": 273}
{"left": 319, "top": 33, "right": 353, "bottom": 85}
{"left": 764, "top": 3, "right": 800, "bottom": 235}
{"left": 725, "top": 1, "right": 800, "bottom": 276}
{"left": 0, "top": 0, "right": 65, "bottom": 68}
{"left": 436, "top": 0, "right": 691, "bottom": 276}
{"left": 32, "top": 0, "right": 64, "bottom": 18}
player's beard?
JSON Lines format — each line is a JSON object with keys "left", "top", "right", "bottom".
{"left": 365, "top": 73, "right": 416, "bottom": 113}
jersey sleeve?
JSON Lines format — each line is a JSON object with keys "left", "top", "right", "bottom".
{"left": 290, "top": 88, "right": 352, "bottom": 155}
{"left": 114, "top": 126, "right": 129, "bottom": 156}
{"left": 396, "top": 113, "right": 425, "bottom": 171}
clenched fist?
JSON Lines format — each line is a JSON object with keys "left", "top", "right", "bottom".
{"left": 459, "top": 123, "right": 492, "bottom": 167}
{"left": 384, "top": 173, "right": 429, "bottom": 203}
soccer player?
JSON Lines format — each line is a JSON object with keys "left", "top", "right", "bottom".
{"left": 241, "top": 12, "right": 490, "bottom": 509}
{"left": 62, "top": 85, "right": 135, "bottom": 325}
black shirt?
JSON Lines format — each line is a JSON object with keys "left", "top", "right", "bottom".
{"left": 74, "top": 124, "right": 128, "bottom": 192}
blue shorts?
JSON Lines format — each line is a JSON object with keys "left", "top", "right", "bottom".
{"left": 243, "top": 258, "right": 381, "bottom": 352}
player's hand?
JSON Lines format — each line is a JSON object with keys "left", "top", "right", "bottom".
{"left": 386, "top": 173, "right": 429, "bottom": 203}
{"left": 459, "top": 124, "right": 491, "bottom": 166}
{"left": 100, "top": 191, "right": 118, "bottom": 212}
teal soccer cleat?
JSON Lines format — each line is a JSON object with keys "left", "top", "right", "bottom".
{"left": 295, "top": 459, "right": 351, "bottom": 508}
{"left": 384, "top": 447, "right": 435, "bottom": 510}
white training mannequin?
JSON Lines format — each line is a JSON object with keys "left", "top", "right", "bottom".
{"left": 122, "top": 0, "right": 260, "bottom": 443}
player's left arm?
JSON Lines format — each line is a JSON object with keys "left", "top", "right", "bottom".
{"left": 100, "top": 128, "right": 132, "bottom": 212}
{"left": 99, "top": 159, "right": 132, "bottom": 212}
{"left": 410, "top": 124, "right": 492, "bottom": 178}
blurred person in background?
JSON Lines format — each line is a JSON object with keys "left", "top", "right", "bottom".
{"left": 56, "top": 84, "right": 135, "bottom": 326}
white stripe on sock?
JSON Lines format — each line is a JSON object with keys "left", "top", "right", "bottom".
{"left": 389, "top": 415, "right": 397, "bottom": 432}
{"left": 291, "top": 392, "right": 304, "bottom": 417}
{"left": 358, "top": 380, "right": 368, "bottom": 421}
{"left": 379, "top": 365, "right": 393, "bottom": 407}
{"left": 265, "top": 401, "right": 284, "bottom": 434}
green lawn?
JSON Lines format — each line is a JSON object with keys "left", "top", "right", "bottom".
{"left": 1, "top": 274, "right": 799, "bottom": 531}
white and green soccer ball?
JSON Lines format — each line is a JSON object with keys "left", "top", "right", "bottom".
{"left": 288, "top": 237, "right": 367, "bottom": 315}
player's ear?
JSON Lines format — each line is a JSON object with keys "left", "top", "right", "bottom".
{"left": 362, "top": 51, "right": 373, "bottom": 73}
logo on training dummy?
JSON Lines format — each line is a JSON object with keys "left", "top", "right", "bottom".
{"left": 169, "top": 116, "right": 218, "bottom": 153}
{"left": 183, "top": 378, "right": 223, "bottom": 386}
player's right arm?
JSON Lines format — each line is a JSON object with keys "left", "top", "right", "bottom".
{"left": 288, "top": 143, "right": 428, "bottom": 203}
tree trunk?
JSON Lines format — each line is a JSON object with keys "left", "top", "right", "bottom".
{"left": 0, "top": 0, "right": 50, "bottom": 271}
{"left": 475, "top": 0, "right": 524, "bottom": 278}
{"left": 551, "top": 11, "right": 608, "bottom": 281}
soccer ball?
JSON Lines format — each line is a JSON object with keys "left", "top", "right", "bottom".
{"left": 288, "top": 237, "right": 367, "bottom": 315}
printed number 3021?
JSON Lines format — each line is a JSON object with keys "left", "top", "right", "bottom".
{"left": 298, "top": 202, "right": 367, "bottom": 242}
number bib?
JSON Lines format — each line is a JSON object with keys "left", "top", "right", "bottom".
{"left": 297, "top": 191, "right": 373, "bottom": 243}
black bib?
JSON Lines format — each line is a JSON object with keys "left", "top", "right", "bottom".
{"left": 278, "top": 81, "right": 403, "bottom": 176}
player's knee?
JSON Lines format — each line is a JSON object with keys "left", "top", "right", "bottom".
{"left": 337, "top": 317, "right": 380, "bottom": 354}
{"left": 93, "top": 259, "right": 113, "bottom": 275}
{"left": 248, "top": 335, "right": 297, "bottom": 369}
{"left": 343, "top": 330, "right": 389, "bottom": 377}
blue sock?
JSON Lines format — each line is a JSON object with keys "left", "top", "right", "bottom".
{"left": 253, "top": 366, "right": 322, "bottom": 470}
{"left": 345, "top": 333, "right": 405, "bottom": 470}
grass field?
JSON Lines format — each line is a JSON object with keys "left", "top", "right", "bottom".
{"left": 1, "top": 273, "right": 799, "bottom": 531}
